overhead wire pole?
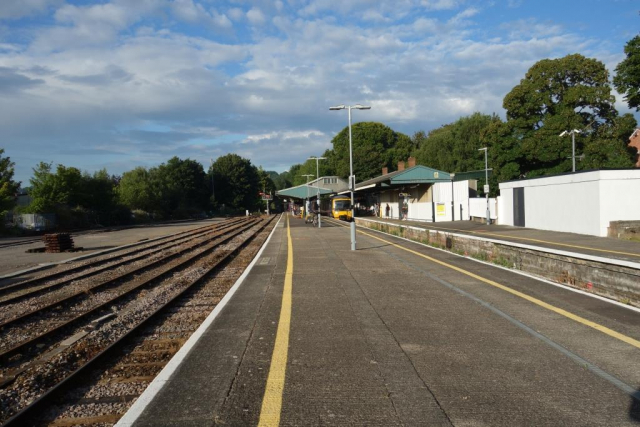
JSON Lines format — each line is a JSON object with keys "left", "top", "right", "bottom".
{"left": 309, "top": 156, "right": 326, "bottom": 228}
{"left": 330, "top": 104, "right": 371, "bottom": 251}
{"left": 478, "top": 147, "right": 490, "bottom": 225}
{"left": 559, "top": 129, "right": 582, "bottom": 172}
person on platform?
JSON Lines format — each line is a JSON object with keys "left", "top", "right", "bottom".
{"left": 385, "top": 203, "right": 390, "bottom": 218}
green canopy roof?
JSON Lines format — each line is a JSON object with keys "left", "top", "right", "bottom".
{"left": 276, "top": 184, "right": 334, "bottom": 200}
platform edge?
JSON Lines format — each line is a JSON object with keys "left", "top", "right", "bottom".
{"left": 115, "top": 214, "right": 284, "bottom": 427}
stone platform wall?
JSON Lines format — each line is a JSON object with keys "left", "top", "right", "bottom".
{"left": 357, "top": 218, "right": 640, "bottom": 308}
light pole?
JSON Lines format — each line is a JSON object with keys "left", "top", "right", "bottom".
{"left": 559, "top": 129, "right": 582, "bottom": 172}
{"left": 329, "top": 104, "right": 371, "bottom": 251}
{"left": 478, "top": 147, "right": 490, "bottom": 225}
{"left": 450, "top": 173, "right": 455, "bottom": 221}
{"left": 302, "top": 174, "right": 313, "bottom": 220}
{"left": 309, "top": 156, "right": 326, "bottom": 228}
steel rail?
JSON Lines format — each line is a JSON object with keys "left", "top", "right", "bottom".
{"left": 0, "top": 219, "right": 259, "bottom": 364}
{"left": 0, "top": 218, "right": 245, "bottom": 298}
{"left": 0, "top": 215, "right": 275, "bottom": 427}
{"left": 0, "top": 218, "right": 248, "bottom": 306}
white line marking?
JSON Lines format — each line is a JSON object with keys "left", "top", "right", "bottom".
{"left": 115, "top": 215, "right": 283, "bottom": 427}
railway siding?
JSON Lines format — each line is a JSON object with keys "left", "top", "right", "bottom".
{"left": 0, "top": 216, "right": 276, "bottom": 426}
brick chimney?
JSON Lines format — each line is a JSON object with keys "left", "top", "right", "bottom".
{"left": 629, "top": 129, "right": 640, "bottom": 167}
{"left": 398, "top": 161, "right": 405, "bottom": 171}
{"left": 382, "top": 167, "right": 388, "bottom": 175}
{"left": 408, "top": 156, "right": 416, "bottom": 168}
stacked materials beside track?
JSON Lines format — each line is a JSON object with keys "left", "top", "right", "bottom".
{"left": 43, "top": 233, "right": 74, "bottom": 253}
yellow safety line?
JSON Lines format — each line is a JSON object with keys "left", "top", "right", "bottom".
{"left": 327, "top": 218, "right": 640, "bottom": 350}
{"left": 382, "top": 221, "right": 640, "bottom": 259}
{"left": 258, "top": 214, "right": 294, "bottom": 427}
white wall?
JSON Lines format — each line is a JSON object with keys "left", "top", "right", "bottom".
{"left": 598, "top": 171, "right": 640, "bottom": 236}
{"left": 431, "top": 180, "right": 472, "bottom": 222}
{"left": 408, "top": 202, "right": 433, "bottom": 221}
{"left": 469, "top": 197, "right": 497, "bottom": 220}
{"left": 498, "top": 170, "right": 640, "bottom": 236}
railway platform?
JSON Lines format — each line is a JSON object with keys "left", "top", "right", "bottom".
{"left": 119, "top": 213, "right": 640, "bottom": 426}
{"left": 361, "top": 217, "right": 640, "bottom": 263}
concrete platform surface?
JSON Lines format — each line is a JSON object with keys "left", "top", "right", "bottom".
{"left": 367, "top": 217, "right": 640, "bottom": 263}
{"left": 128, "top": 214, "right": 640, "bottom": 426}
{"left": 0, "top": 218, "right": 223, "bottom": 277}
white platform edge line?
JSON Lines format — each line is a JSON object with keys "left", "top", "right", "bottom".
{"left": 357, "top": 218, "right": 640, "bottom": 270}
{"left": 0, "top": 221, "right": 220, "bottom": 280}
{"left": 115, "top": 214, "right": 283, "bottom": 427}
{"left": 346, "top": 219, "right": 640, "bottom": 314}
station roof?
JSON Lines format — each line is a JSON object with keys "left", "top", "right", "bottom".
{"left": 356, "top": 165, "right": 451, "bottom": 191}
{"left": 276, "top": 184, "right": 334, "bottom": 200}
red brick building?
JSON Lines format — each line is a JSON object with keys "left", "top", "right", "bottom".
{"left": 630, "top": 129, "right": 640, "bottom": 167}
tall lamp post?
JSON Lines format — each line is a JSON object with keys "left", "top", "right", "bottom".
{"left": 559, "top": 129, "right": 582, "bottom": 172}
{"left": 301, "top": 174, "right": 313, "bottom": 220}
{"left": 309, "top": 156, "right": 326, "bottom": 228}
{"left": 329, "top": 104, "right": 371, "bottom": 251}
{"left": 478, "top": 147, "right": 490, "bottom": 225}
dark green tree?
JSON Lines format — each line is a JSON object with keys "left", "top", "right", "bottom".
{"left": 502, "top": 53, "right": 633, "bottom": 176}
{"left": 614, "top": 35, "right": 640, "bottom": 111}
{"left": 413, "top": 113, "right": 500, "bottom": 174}
{"left": 329, "top": 122, "right": 412, "bottom": 181}
{"left": 0, "top": 149, "right": 20, "bottom": 216}
{"left": 152, "top": 157, "right": 209, "bottom": 217}
{"left": 210, "top": 154, "right": 260, "bottom": 212}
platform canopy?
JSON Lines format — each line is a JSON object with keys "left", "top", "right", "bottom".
{"left": 276, "top": 184, "right": 334, "bottom": 200}
{"left": 354, "top": 165, "right": 451, "bottom": 193}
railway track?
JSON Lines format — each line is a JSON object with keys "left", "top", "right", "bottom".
{"left": 0, "top": 215, "right": 276, "bottom": 425}
{"left": 0, "top": 217, "right": 246, "bottom": 304}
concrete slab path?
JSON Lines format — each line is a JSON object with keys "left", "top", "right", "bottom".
{"left": 128, "top": 214, "right": 640, "bottom": 426}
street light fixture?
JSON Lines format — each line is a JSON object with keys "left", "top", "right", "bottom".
{"left": 559, "top": 129, "right": 582, "bottom": 172}
{"left": 329, "top": 104, "right": 371, "bottom": 250}
{"left": 478, "top": 147, "right": 490, "bottom": 225}
{"left": 308, "top": 156, "right": 326, "bottom": 228}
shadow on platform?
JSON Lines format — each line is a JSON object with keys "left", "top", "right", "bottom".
{"left": 631, "top": 390, "right": 640, "bottom": 422}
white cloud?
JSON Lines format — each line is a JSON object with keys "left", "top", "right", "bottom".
{"left": 1, "top": 0, "right": 637, "bottom": 183}
{"left": 246, "top": 7, "right": 266, "bottom": 25}
{"left": 227, "top": 7, "right": 244, "bottom": 21}
{"left": 420, "top": 0, "right": 459, "bottom": 11}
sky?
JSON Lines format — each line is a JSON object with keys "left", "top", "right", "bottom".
{"left": 1, "top": 0, "right": 639, "bottom": 185}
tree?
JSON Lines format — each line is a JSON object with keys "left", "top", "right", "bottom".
{"left": 118, "top": 167, "right": 155, "bottom": 213}
{"left": 502, "top": 53, "right": 633, "bottom": 176}
{"left": 28, "top": 163, "right": 85, "bottom": 213}
{"left": 154, "top": 157, "right": 209, "bottom": 216}
{"left": 328, "top": 122, "right": 412, "bottom": 182}
{"left": 210, "top": 154, "right": 260, "bottom": 212}
{"left": 0, "top": 149, "right": 19, "bottom": 216}
{"left": 614, "top": 35, "right": 640, "bottom": 111}
{"left": 413, "top": 113, "right": 500, "bottom": 174}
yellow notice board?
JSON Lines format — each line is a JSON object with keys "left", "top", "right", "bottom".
{"left": 436, "top": 203, "right": 446, "bottom": 216}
